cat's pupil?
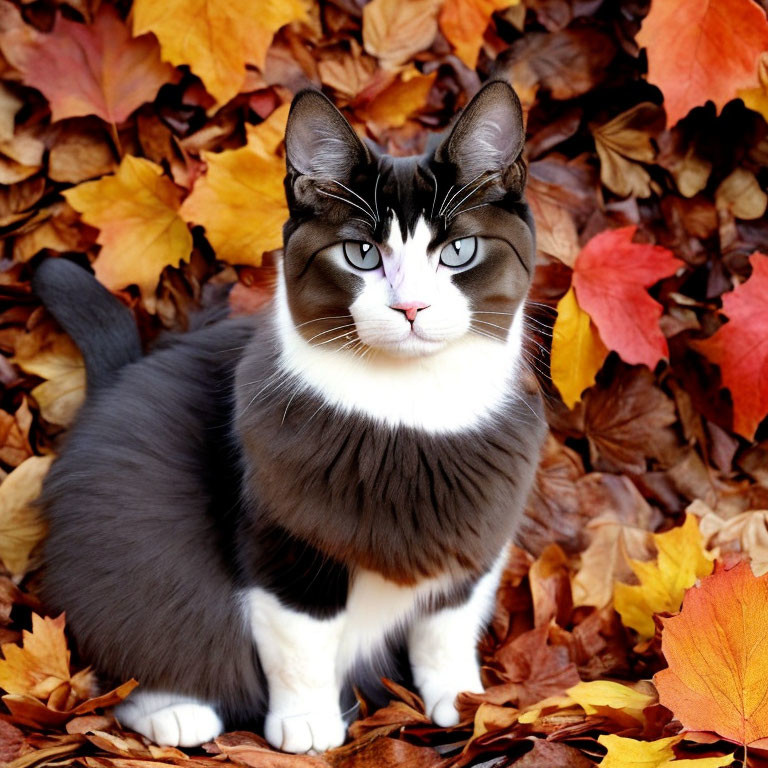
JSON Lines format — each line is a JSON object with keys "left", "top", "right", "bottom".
{"left": 362, "top": 243, "right": 371, "bottom": 253}
{"left": 453, "top": 240, "right": 461, "bottom": 252}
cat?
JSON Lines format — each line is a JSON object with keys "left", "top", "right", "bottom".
{"left": 33, "top": 80, "right": 546, "bottom": 754}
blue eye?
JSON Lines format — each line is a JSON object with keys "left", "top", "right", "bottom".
{"left": 343, "top": 241, "right": 381, "bottom": 270}
{"left": 440, "top": 236, "right": 477, "bottom": 267}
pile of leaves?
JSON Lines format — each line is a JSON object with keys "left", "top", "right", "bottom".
{"left": 1, "top": 0, "right": 768, "bottom": 765}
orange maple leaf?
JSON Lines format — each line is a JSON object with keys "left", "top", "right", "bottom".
{"left": 636, "top": 0, "right": 768, "bottom": 125}
{"left": 655, "top": 561, "right": 768, "bottom": 747}
{"left": 692, "top": 252, "right": 768, "bottom": 439}
{"left": 0, "top": 3, "right": 174, "bottom": 124}
{"left": 0, "top": 614, "right": 70, "bottom": 700}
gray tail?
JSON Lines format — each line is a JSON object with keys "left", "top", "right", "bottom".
{"left": 32, "top": 258, "right": 142, "bottom": 390}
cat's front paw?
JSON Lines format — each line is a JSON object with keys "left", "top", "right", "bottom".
{"left": 264, "top": 708, "right": 347, "bottom": 753}
{"left": 119, "top": 699, "right": 224, "bottom": 747}
{"left": 418, "top": 669, "right": 484, "bottom": 727}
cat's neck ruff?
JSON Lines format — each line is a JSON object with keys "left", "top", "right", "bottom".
{"left": 274, "top": 277, "right": 524, "bottom": 435}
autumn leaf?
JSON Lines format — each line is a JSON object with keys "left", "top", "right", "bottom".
{"left": 636, "top": 0, "right": 768, "bottom": 125}
{"left": 0, "top": 3, "right": 173, "bottom": 124}
{"left": 0, "top": 455, "right": 53, "bottom": 579}
{"left": 64, "top": 155, "right": 192, "bottom": 307}
{"left": 572, "top": 226, "right": 682, "bottom": 369}
{"left": 598, "top": 734, "right": 734, "bottom": 767}
{"left": 358, "top": 69, "right": 437, "bottom": 128}
{"left": 439, "top": 0, "right": 519, "bottom": 70}
{"left": 0, "top": 613, "right": 70, "bottom": 699}
{"left": 133, "top": 0, "right": 307, "bottom": 106}
{"left": 614, "top": 514, "right": 714, "bottom": 639}
{"left": 180, "top": 116, "right": 287, "bottom": 267}
{"left": 362, "top": 0, "right": 441, "bottom": 71}
{"left": 551, "top": 286, "right": 608, "bottom": 408}
{"left": 656, "top": 562, "right": 768, "bottom": 748}
{"left": 693, "top": 253, "right": 768, "bottom": 440}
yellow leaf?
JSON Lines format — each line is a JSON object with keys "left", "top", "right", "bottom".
{"left": 614, "top": 514, "right": 714, "bottom": 639}
{"left": 567, "top": 681, "right": 655, "bottom": 723}
{"left": 64, "top": 155, "right": 192, "bottom": 309}
{"left": 359, "top": 69, "right": 437, "bottom": 128}
{"left": 246, "top": 103, "right": 291, "bottom": 158}
{"left": 0, "top": 613, "right": 70, "bottom": 699}
{"left": 180, "top": 143, "right": 286, "bottom": 267}
{"left": 362, "top": 0, "right": 441, "bottom": 70}
{"left": 439, "top": 0, "right": 518, "bottom": 70}
{"left": 133, "top": 0, "right": 307, "bottom": 106}
{"left": 0, "top": 455, "right": 54, "bottom": 578}
{"left": 551, "top": 285, "right": 608, "bottom": 408}
{"left": 599, "top": 735, "right": 734, "bottom": 767}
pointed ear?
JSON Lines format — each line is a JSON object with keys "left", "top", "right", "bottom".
{"left": 285, "top": 90, "right": 370, "bottom": 181}
{"left": 435, "top": 81, "right": 525, "bottom": 186}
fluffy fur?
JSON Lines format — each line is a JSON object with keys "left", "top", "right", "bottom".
{"left": 35, "top": 81, "right": 546, "bottom": 753}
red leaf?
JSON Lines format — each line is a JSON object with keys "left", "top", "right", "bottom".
{"left": 636, "top": 0, "right": 768, "bottom": 125}
{"left": 693, "top": 252, "right": 768, "bottom": 439}
{"left": 572, "top": 226, "right": 682, "bottom": 369}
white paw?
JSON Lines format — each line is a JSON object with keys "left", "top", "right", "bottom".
{"left": 419, "top": 670, "right": 484, "bottom": 728}
{"left": 264, "top": 708, "right": 346, "bottom": 753}
{"left": 119, "top": 700, "right": 224, "bottom": 747}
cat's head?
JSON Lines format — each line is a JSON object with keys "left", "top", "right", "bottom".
{"left": 279, "top": 80, "right": 534, "bottom": 361}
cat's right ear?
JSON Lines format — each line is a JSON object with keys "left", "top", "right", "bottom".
{"left": 285, "top": 90, "right": 371, "bottom": 183}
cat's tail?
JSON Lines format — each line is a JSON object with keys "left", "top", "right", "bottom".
{"left": 33, "top": 258, "right": 142, "bottom": 390}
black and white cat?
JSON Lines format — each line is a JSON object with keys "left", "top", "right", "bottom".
{"left": 34, "top": 80, "right": 546, "bottom": 754}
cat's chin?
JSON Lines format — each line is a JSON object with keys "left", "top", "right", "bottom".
{"left": 364, "top": 333, "right": 450, "bottom": 359}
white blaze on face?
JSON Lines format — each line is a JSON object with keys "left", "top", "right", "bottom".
{"left": 350, "top": 212, "right": 471, "bottom": 357}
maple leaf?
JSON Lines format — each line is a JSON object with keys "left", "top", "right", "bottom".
{"left": 362, "top": 0, "right": 441, "bottom": 70}
{"left": 598, "top": 734, "right": 734, "bottom": 767}
{"left": 568, "top": 681, "right": 656, "bottom": 724}
{"left": 64, "top": 155, "right": 192, "bottom": 307}
{"left": 0, "top": 613, "right": 70, "bottom": 699}
{"left": 693, "top": 253, "right": 768, "bottom": 439}
{"left": 655, "top": 562, "right": 768, "bottom": 748}
{"left": 572, "top": 226, "right": 682, "bottom": 369}
{"left": 614, "top": 514, "right": 714, "bottom": 639}
{"left": 0, "top": 3, "right": 173, "bottom": 124}
{"left": 551, "top": 285, "right": 608, "bottom": 408}
{"left": 180, "top": 114, "right": 287, "bottom": 268}
{"left": 0, "top": 455, "right": 53, "bottom": 579}
{"left": 439, "top": 0, "right": 519, "bottom": 70}
{"left": 636, "top": 0, "right": 768, "bottom": 125}
{"left": 358, "top": 69, "right": 437, "bottom": 128}
{"left": 133, "top": 0, "right": 306, "bottom": 106}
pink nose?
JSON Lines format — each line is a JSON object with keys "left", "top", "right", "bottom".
{"left": 391, "top": 302, "right": 430, "bottom": 323}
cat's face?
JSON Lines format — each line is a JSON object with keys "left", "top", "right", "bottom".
{"left": 280, "top": 82, "right": 535, "bottom": 360}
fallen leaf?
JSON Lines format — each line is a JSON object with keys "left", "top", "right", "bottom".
{"left": 693, "top": 253, "right": 768, "bottom": 439}
{"left": 64, "top": 155, "right": 192, "bottom": 306}
{"left": 698, "top": 507, "right": 768, "bottom": 575}
{"left": 568, "top": 680, "right": 655, "bottom": 723}
{"left": 0, "top": 455, "right": 53, "bottom": 578}
{"left": 636, "top": 0, "right": 768, "bottom": 125}
{"left": 358, "top": 69, "right": 436, "bottom": 128}
{"left": 655, "top": 561, "right": 768, "bottom": 747}
{"left": 551, "top": 285, "right": 609, "bottom": 408}
{"left": 362, "top": 0, "right": 441, "bottom": 70}
{"left": 572, "top": 226, "right": 682, "bottom": 369}
{"left": 0, "top": 398, "right": 33, "bottom": 467}
{"left": 0, "top": 613, "right": 69, "bottom": 698}
{"left": 133, "top": 0, "right": 307, "bottom": 105}
{"left": 614, "top": 514, "right": 714, "bottom": 639}
{"left": 528, "top": 544, "right": 572, "bottom": 627}
{"left": 715, "top": 169, "right": 768, "bottom": 221}
{"left": 180, "top": 139, "right": 286, "bottom": 268}
{"left": 0, "top": 3, "right": 173, "bottom": 124}
{"left": 591, "top": 103, "right": 664, "bottom": 198}
{"left": 512, "top": 740, "right": 595, "bottom": 767}
{"left": 439, "top": 0, "right": 518, "bottom": 69}
{"left": 598, "top": 734, "right": 734, "bottom": 767}
{"left": 48, "top": 121, "right": 117, "bottom": 184}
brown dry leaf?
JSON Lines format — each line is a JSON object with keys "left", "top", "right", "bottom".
{"left": 358, "top": 69, "right": 436, "bottom": 128}
{"left": 591, "top": 103, "right": 664, "bottom": 198}
{"left": 0, "top": 82, "right": 21, "bottom": 143}
{"left": 528, "top": 544, "right": 572, "bottom": 627}
{"left": 715, "top": 168, "right": 768, "bottom": 220}
{"left": 14, "top": 330, "right": 86, "bottom": 427}
{"left": 0, "top": 397, "right": 33, "bottom": 467}
{"left": 0, "top": 177, "right": 46, "bottom": 229}
{"left": 362, "top": 0, "right": 441, "bottom": 70}
{"left": 572, "top": 518, "right": 655, "bottom": 608}
{"left": 578, "top": 367, "right": 678, "bottom": 474}
{"left": 696, "top": 503, "right": 768, "bottom": 575}
{"left": 13, "top": 203, "right": 89, "bottom": 263}
{"left": 0, "top": 613, "right": 69, "bottom": 698}
{"left": 318, "top": 45, "right": 377, "bottom": 104}
{"left": 213, "top": 731, "right": 330, "bottom": 766}
{"left": 512, "top": 740, "right": 595, "bottom": 767}
{"left": 656, "top": 131, "right": 712, "bottom": 198}
{"left": 0, "top": 455, "right": 53, "bottom": 578}
{"left": 48, "top": 120, "right": 117, "bottom": 184}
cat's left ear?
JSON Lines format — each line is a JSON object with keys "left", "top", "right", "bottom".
{"left": 435, "top": 81, "right": 525, "bottom": 188}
